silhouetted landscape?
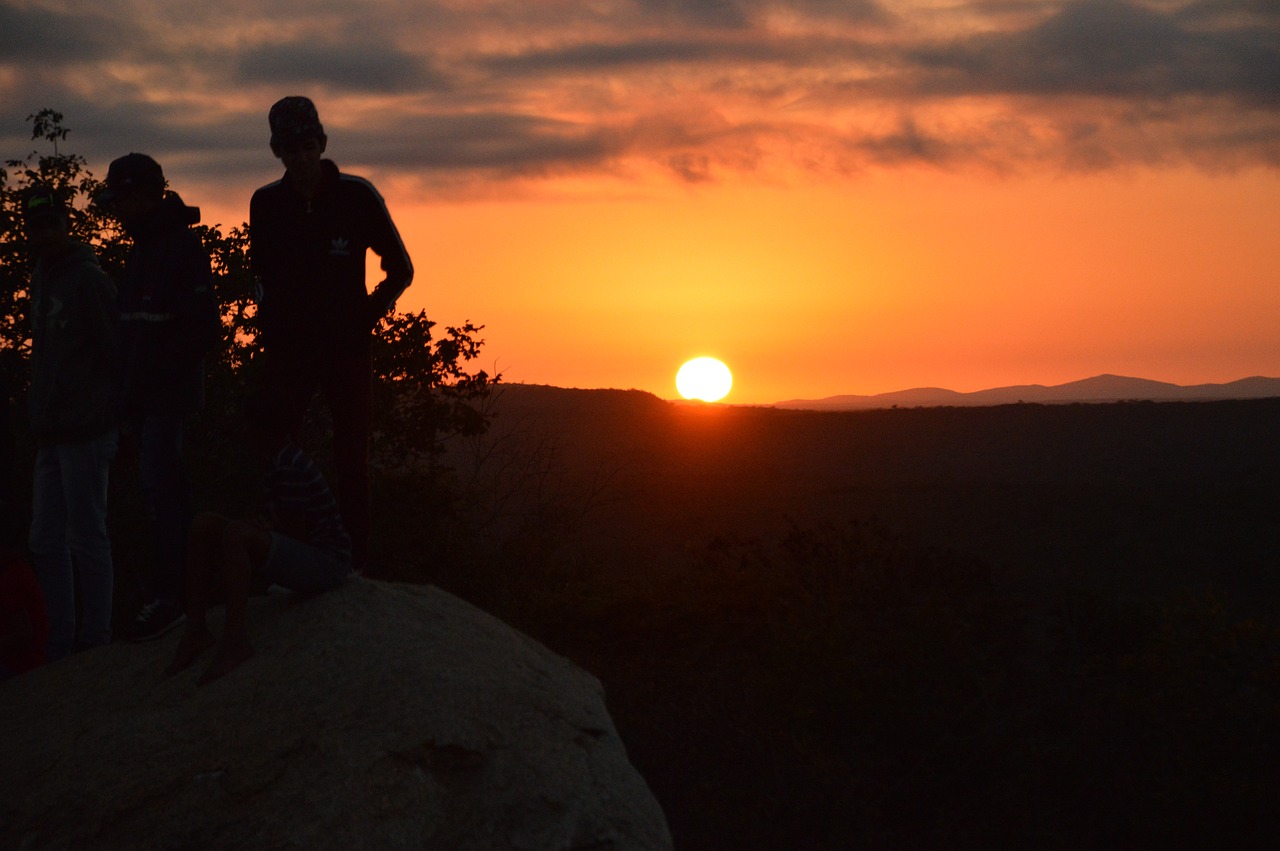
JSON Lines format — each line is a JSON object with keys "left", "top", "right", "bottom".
{"left": 372, "top": 384, "right": 1280, "bottom": 849}
{"left": 775, "top": 373, "right": 1280, "bottom": 410}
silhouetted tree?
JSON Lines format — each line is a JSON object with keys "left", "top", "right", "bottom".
{"left": 1, "top": 110, "right": 122, "bottom": 388}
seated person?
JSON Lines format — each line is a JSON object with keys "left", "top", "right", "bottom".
{"left": 165, "top": 398, "right": 353, "bottom": 684}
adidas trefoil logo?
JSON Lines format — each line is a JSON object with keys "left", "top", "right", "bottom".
{"left": 329, "top": 237, "right": 351, "bottom": 257}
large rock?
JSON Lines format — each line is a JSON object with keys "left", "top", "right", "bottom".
{"left": 0, "top": 579, "right": 672, "bottom": 850}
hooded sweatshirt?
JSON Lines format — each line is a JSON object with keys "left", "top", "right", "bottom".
{"left": 28, "top": 242, "right": 118, "bottom": 443}
{"left": 116, "top": 192, "right": 220, "bottom": 420}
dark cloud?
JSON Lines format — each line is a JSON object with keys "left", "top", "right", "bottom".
{"left": 627, "top": 0, "right": 888, "bottom": 28}
{"left": 629, "top": 0, "right": 753, "bottom": 29}
{"left": 236, "top": 40, "right": 449, "bottom": 93}
{"left": 0, "top": 91, "right": 267, "bottom": 193}
{"left": 481, "top": 36, "right": 799, "bottom": 75}
{"left": 909, "top": 0, "right": 1280, "bottom": 105}
{"left": 334, "top": 106, "right": 775, "bottom": 187}
{"left": 348, "top": 112, "right": 621, "bottom": 177}
{"left": 2, "top": 0, "right": 1278, "bottom": 192}
{"left": 782, "top": 0, "right": 889, "bottom": 22}
{"left": 1175, "top": 0, "right": 1280, "bottom": 24}
{"left": 852, "top": 117, "right": 970, "bottom": 168}
{"left": 0, "top": 2, "right": 124, "bottom": 63}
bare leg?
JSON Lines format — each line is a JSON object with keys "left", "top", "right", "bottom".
{"left": 164, "top": 513, "right": 228, "bottom": 677}
{"left": 200, "top": 520, "right": 272, "bottom": 685}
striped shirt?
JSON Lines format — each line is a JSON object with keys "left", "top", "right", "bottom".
{"left": 264, "top": 443, "right": 352, "bottom": 562}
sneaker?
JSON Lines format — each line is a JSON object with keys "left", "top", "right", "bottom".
{"left": 122, "top": 599, "right": 186, "bottom": 642}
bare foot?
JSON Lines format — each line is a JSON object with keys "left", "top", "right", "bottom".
{"left": 163, "top": 625, "right": 216, "bottom": 678}
{"left": 198, "top": 637, "right": 254, "bottom": 685}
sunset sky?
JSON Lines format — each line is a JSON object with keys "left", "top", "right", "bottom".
{"left": 2, "top": 0, "right": 1277, "bottom": 404}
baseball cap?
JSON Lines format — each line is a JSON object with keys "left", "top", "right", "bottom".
{"left": 269, "top": 96, "right": 325, "bottom": 147}
{"left": 96, "top": 153, "right": 166, "bottom": 205}
{"left": 22, "top": 186, "right": 67, "bottom": 227}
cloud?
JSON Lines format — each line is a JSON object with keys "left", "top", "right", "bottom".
{"left": 631, "top": 0, "right": 753, "bottom": 28}
{"left": 906, "top": 0, "right": 1280, "bottom": 104}
{"left": 627, "top": 0, "right": 889, "bottom": 29}
{"left": 1, "top": 0, "right": 1277, "bottom": 195}
{"left": 236, "top": 40, "right": 450, "bottom": 93}
{"left": 0, "top": 1, "right": 124, "bottom": 63}
{"left": 349, "top": 112, "right": 622, "bottom": 177}
{"left": 852, "top": 117, "right": 972, "bottom": 167}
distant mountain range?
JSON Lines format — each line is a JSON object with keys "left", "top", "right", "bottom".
{"left": 772, "top": 374, "right": 1280, "bottom": 411}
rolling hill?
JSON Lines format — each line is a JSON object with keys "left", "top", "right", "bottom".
{"left": 773, "top": 373, "right": 1280, "bottom": 410}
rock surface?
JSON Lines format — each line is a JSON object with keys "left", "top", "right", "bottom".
{"left": 0, "top": 579, "right": 672, "bottom": 850}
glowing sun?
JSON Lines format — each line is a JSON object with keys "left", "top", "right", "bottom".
{"left": 676, "top": 357, "right": 733, "bottom": 402}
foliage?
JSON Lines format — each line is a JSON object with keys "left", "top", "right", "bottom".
{"left": 0, "top": 110, "right": 497, "bottom": 469}
{"left": 196, "top": 221, "right": 258, "bottom": 375}
{"left": 370, "top": 312, "right": 493, "bottom": 470}
{"left": 1, "top": 110, "right": 122, "bottom": 386}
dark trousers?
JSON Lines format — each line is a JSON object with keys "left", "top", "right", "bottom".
{"left": 137, "top": 415, "right": 191, "bottom": 601}
{"left": 262, "top": 343, "right": 373, "bottom": 571}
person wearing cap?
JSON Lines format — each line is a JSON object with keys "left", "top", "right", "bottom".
{"left": 249, "top": 96, "right": 413, "bottom": 573}
{"left": 21, "top": 187, "right": 119, "bottom": 660}
{"left": 96, "top": 154, "right": 220, "bottom": 642}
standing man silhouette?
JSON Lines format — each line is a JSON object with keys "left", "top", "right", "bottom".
{"left": 22, "top": 187, "right": 118, "bottom": 659}
{"left": 96, "top": 154, "right": 220, "bottom": 642}
{"left": 249, "top": 97, "right": 413, "bottom": 574}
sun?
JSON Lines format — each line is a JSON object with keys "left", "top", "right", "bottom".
{"left": 676, "top": 357, "right": 733, "bottom": 402}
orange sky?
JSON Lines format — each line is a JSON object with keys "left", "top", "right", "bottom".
{"left": 5, "top": 0, "right": 1279, "bottom": 404}
{"left": 112, "top": 148, "right": 1280, "bottom": 405}
{"left": 323, "top": 165, "right": 1278, "bottom": 404}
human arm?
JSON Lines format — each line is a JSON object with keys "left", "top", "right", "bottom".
{"left": 146, "top": 232, "right": 220, "bottom": 392}
{"left": 365, "top": 185, "right": 414, "bottom": 326}
{"left": 248, "top": 188, "right": 276, "bottom": 310}
{"left": 167, "top": 233, "right": 221, "bottom": 361}
{"left": 116, "top": 231, "right": 217, "bottom": 407}
{"left": 247, "top": 188, "right": 271, "bottom": 284}
{"left": 368, "top": 254, "right": 412, "bottom": 322}
{"left": 82, "top": 265, "right": 119, "bottom": 360}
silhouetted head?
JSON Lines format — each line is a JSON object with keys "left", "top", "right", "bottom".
{"left": 22, "top": 185, "right": 70, "bottom": 258}
{"left": 96, "top": 153, "right": 166, "bottom": 221}
{"left": 269, "top": 96, "right": 325, "bottom": 148}
{"left": 268, "top": 96, "right": 328, "bottom": 187}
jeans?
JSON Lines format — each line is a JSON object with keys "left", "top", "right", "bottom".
{"left": 137, "top": 415, "right": 191, "bottom": 602}
{"left": 29, "top": 430, "right": 118, "bottom": 660}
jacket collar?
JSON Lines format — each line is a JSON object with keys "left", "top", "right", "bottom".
{"left": 281, "top": 159, "right": 339, "bottom": 201}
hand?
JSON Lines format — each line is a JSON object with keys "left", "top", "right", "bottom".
{"left": 366, "top": 293, "right": 388, "bottom": 331}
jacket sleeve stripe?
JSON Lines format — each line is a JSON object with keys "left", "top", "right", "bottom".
{"left": 340, "top": 174, "right": 414, "bottom": 302}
